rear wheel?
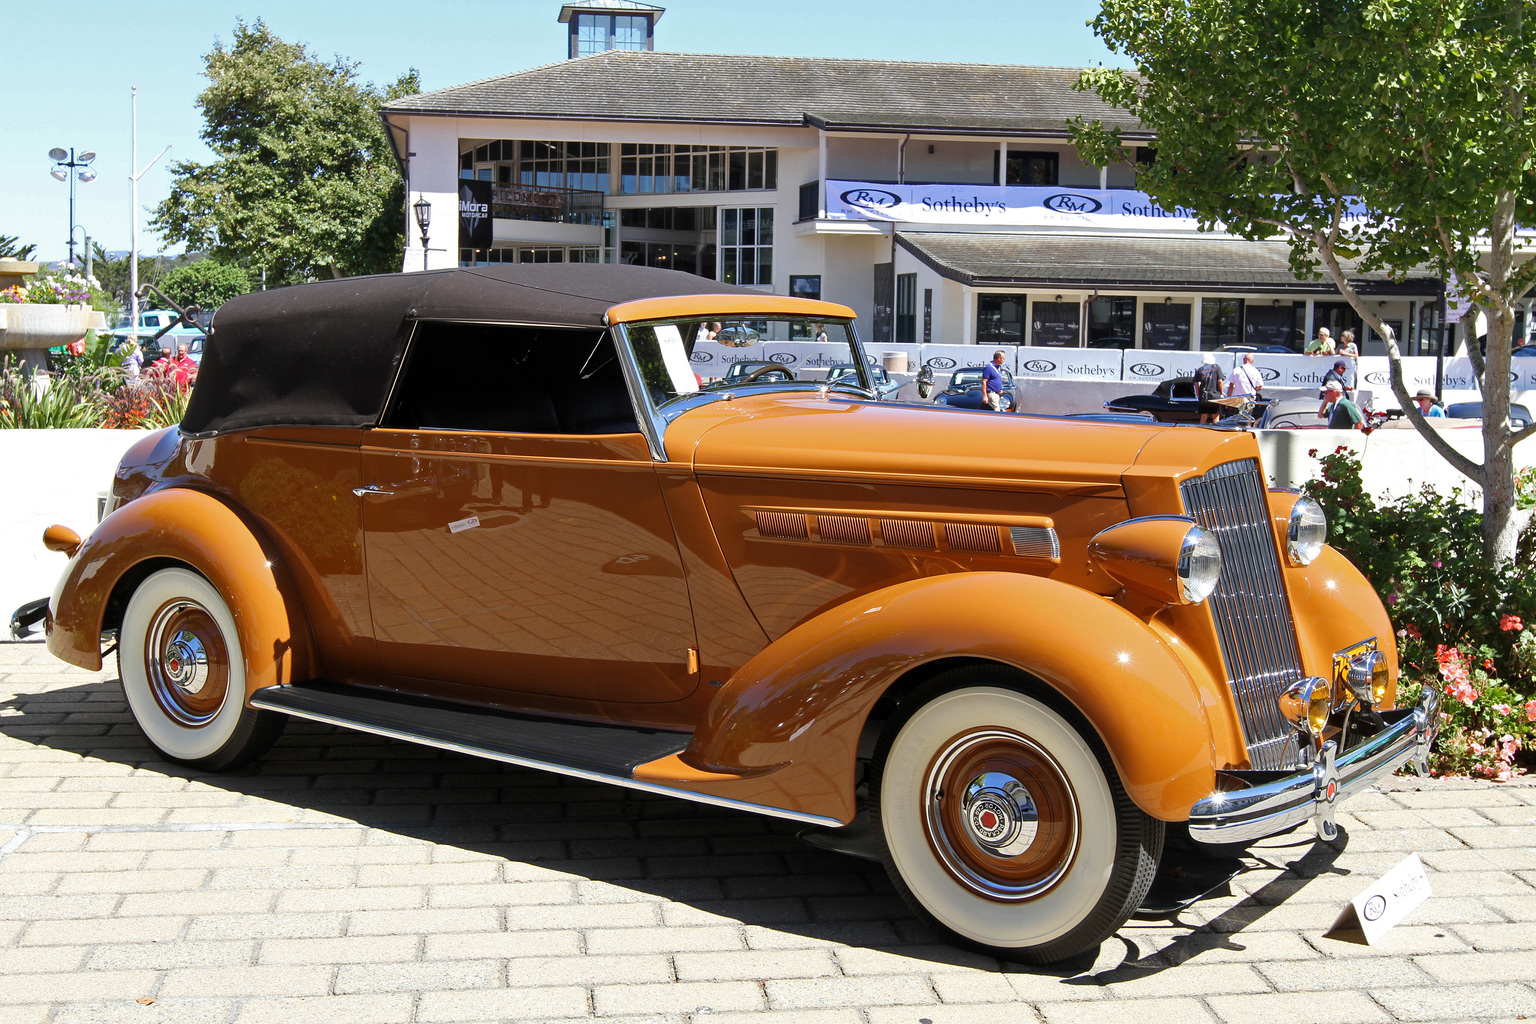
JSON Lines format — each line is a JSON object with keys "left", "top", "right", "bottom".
{"left": 871, "top": 669, "right": 1162, "bottom": 963}
{"left": 118, "top": 568, "right": 285, "bottom": 770}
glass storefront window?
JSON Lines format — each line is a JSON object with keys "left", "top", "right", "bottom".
{"left": 1087, "top": 297, "right": 1136, "bottom": 348}
{"left": 896, "top": 274, "right": 917, "bottom": 345}
{"left": 1030, "top": 300, "right": 1081, "bottom": 347}
{"left": 461, "top": 140, "right": 609, "bottom": 192}
{"left": 1142, "top": 302, "right": 1192, "bottom": 350}
{"left": 1200, "top": 298, "right": 1244, "bottom": 350}
{"left": 977, "top": 294, "right": 1026, "bottom": 347}
{"left": 720, "top": 208, "right": 773, "bottom": 286}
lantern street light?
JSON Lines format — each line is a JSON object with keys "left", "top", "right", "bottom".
{"left": 49, "top": 147, "right": 97, "bottom": 268}
{"left": 413, "top": 195, "right": 432, "bottom": 272}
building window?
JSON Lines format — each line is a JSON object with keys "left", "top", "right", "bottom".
{"left": 720, "top": 208, "right": 773, "bottom": 286}
{"left": 620, "top": 144, "right": 776, "bottom": 195}
{"left": 977, "top": 295, "right": 1026, "bottom": 347}
{"left": 460, "top": 246, "right": 606, "bottom": 266}
{"left": 1087, "top": 297, "right": 1136, "bottom": 348}
{"left": 1030, "top": 300, "right": 1081, "bottom": 347}
{"left": 575, "top": 13, "right": 649, "bottom": 57}
{"left": 1200, "top": 298, "right": 1245, "bottom": 350}
{"left": 461, "top": 140, "right": 609, "bottom": 193}
{"left": 1000, "top": 151, "right": 1060, "bottom": 186}
{"left": 896, "top": 274, "right": 917, "bottom": 345}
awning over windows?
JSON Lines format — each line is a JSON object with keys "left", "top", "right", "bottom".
{"left": 896, "top": 232, "right": 1440, "bottom": 295}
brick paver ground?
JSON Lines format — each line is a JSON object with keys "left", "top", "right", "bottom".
{"left": 2, "top": 640, "right": 1534, "bottom": 1024}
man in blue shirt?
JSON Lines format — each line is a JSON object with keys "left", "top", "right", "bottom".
{"left": 981, "top": 350, "right": 1009, "bottom": 412}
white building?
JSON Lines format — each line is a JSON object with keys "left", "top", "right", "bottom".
{"left": 382, "top": 20, "right": 1467, "bottom": 358}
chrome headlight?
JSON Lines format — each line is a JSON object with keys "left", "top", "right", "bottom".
{"left": 1287, "top": 497, "right": 1327, "bottom": 566}
{"left": 1177, "top": 525, "right": 1222, "bottom": 604}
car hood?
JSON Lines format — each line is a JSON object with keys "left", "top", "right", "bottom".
{"left": 667, "top": 393, "right": 1238, "bottom": 496}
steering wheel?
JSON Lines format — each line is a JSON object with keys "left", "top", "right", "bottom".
{"left": 737, "top": 364, "right": 792, "bottom": 384}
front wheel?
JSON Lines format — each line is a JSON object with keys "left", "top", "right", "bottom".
{"left": 871, "top": 672, "right": 1162, "bottom": 963}
{"left": 118, "top": 567, "right": 285, "bottom": 770}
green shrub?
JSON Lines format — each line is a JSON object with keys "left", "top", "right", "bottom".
{"left": 1304, "top": 445, "right": 1536, "bottom": 778}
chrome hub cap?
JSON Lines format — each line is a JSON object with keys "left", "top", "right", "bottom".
{"left": 144, "top": 599, "right": 230, "bottom": 728}
{"left": 924, "top": 729, "right": 1079, "bottom": 902}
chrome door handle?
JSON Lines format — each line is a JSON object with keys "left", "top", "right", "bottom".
{"left": 352, "top": 485, "right": 394, "bottom": 497}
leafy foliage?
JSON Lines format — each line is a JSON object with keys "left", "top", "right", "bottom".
{"left": 0, "top": 235, "right": 37, "bottom": 261}
{"left": 151, "top": 20, "right": 420, "bottom": 284}
{"left": 89, "top": 243, "right": 175, "bottom": 306}
{"left": 1072, "top": 0, "right": 1536, "bottom": 562}
{"left": 159, "top": 260, "right": 252, "bottom": 311}
{"left": 1304, "top": 445, "right": 1536, "bottom": 776}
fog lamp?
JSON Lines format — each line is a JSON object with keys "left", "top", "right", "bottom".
{"left": 1278, "top": 676, "right": 1331, "bottom": 739}
{"left": 1287, "top": 497, "right": 1327, "bottom": 566}
{"left": 1341, "top": 648, "right": 1389, "bottom": 705}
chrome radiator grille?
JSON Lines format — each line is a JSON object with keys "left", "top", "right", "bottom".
{"left": 1180, "top": 459, "right": 1305, "bottom": 770}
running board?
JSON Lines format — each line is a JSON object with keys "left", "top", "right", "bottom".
{"left": 248, "top": 681, "right": 841, "bottom": 828}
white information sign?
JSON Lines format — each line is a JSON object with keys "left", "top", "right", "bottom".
{"left": 1120, "top": 351, "right": 1228, "bottom": 384}
{"left": 1010, "top": 347, "right": 1125, "bottom": 382}
{"left": 919, "top": 344, "right": 1012, "bottom": 375}
{"left": 826, "top": 180, "right": 1214, "bottom": 231}
{"left": 1326, "top": 852, "right": 1433, "bottom": 945}
{"left": 1518, "top": 356, "right": 1536, "bottom": 392}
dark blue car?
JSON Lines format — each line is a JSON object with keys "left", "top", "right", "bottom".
{"left": 933, "top": 366, "right": 1018, "bottom": 412}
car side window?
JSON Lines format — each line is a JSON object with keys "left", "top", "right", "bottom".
{"left": 1172, "top": 380, "right": 1197, "bottom": 401}
{"left": 382, "top": 321, "right": 640, "bottom": 435}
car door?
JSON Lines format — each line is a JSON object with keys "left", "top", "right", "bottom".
{"left": 359, "top": 321, "right": 699, "bottom": 705}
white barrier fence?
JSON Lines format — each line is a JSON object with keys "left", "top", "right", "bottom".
{"left": 690, "top": 341, "right": 1536, "bottom": 400}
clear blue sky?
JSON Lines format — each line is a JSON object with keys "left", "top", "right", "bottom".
{"left": 1, "top": 0, "right": 1118, "bottom": 264}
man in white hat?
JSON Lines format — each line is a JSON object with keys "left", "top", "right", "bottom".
{"left": 1319, "top": 379, "right": 1364, "bottom": 430}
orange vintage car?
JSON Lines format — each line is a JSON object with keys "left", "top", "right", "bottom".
{"left": 37, "top": 265, "right": 1437, "bottom": 963}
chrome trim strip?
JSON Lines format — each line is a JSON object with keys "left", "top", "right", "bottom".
{"left": 608, "top": 322, "right": 670, "bottom": 463}
{"left": 248, "top": 693, "right": 844, "bottom": 829}
{"left": 1186, "top": 688, "right": 1439, "bottom": 844}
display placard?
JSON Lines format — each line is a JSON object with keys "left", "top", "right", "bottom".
{"left": 1121, "top": 351, "right": 1226, "bottom": 383}
{"left": 920, "top": 344, "right": 1012, "bottom": 375}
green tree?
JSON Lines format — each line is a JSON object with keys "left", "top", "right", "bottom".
{"left": 1072, "top": 0, "right": 1536, "bottom": 563}
{"left": 90, "top": 244, "right": 172, "bottom": 305}
{"left": 0, "top": 235, "right": 37, "bottom": 261}
{"left": 151, "top": 20, "right": 419, "bottom": 284}
{"left": 159, "top": 260, "right": 252, "bottom": 311}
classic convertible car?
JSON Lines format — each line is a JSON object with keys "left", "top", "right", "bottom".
{"left": 36, "top": 265, "right": 1437, "bottom": 963}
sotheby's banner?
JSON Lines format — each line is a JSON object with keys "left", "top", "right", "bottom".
{"left": 824, "top": 180, "right": 1211, "bottom": 230}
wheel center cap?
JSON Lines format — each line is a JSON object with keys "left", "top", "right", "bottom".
{"left": 961, "top": 772, "right": 1039, "bottom": 857}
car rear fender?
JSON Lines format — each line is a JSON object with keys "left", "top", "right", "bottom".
{"left": 46, "top": 486, "right": 315, "bottom": 696}
{"left": 671, "top": 572, "right": 1215, "bottom": 824}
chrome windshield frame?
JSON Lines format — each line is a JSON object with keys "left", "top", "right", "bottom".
{"left": 610, "top": 316, "right": 872, "bottom": 463}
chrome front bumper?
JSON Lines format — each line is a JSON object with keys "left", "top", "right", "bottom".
{"left": 1186, "top": 687, "right": 1440, "bottom": 846}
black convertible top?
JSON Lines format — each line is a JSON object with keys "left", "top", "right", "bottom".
{"left": 182, "top": 264, "right": 755, "bottom": 435}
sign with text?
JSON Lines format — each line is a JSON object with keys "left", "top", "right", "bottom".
{"left": 1326, "top": 853, "right": 1432, "bottom": 945}
{"left": 458, "top": 180, "right": 493, "bottom": 249}
{"left": 1031, "top": 302, "right": 1081, "bottom": 347}
{"left": 827, "top": 180, "right": 1374, "bottom": 232}
{"left": 1010, "top": 348, "right": 1125, "bottom": 382}
{"left": 920, "top": 344, "right": 1013, "bottom": 376}
{"left": 1143, "top": 304, "right": 1192, "bottom": 351}
{"left": 1121, "top": 351, "right": 1229, "bottom": 384}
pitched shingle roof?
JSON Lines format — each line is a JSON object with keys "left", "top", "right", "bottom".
{"left": 897, "top": 232, "right": 1440, "bottom": 293}
{"left": 384, "top": 50, "right": 1141, "bottom": 137}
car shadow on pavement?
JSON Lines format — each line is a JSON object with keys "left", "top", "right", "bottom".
{"left": 0, "top": 676, "right": 1344, "bottom": 978}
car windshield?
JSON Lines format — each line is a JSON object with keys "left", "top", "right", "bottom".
{"left": 625, "top": 317, "right": 863, "bottom": 410}
{"left": 951, "top": 368, "right": 1010, "bottom": 388}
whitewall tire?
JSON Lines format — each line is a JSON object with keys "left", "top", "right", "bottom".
{"left": 118, "top": 567, "right": 285, "bottom": 770}
{"left": 871, "top": 670, "right": 1162, "bottom": 963}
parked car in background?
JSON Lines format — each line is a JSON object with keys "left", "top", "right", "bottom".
{"left": 1220, "top": 344, "right": 1297, "bottom": 354}
{"left": 32, "top": 265, "right": 1437, "bottom": 965}
{"left": 109, "top": 310, "right": 206, "bottom": 354}
{"left": 1104, "top": 377, "right": 1202, "bottom": 423}
{"left": 1445, "top": 401, "right": 1533, "bottom": 428}
{"left": 827, "top": 362, "right": 900, "bottom": 400}
{"left": 718, "top": 358, "right": 793, "bottom": 384}
{"left": 934, "top": 366, "right": 1018, "bottom": 411}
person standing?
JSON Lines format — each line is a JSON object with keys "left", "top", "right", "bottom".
{"left": 1227, "top": 352, "right": 1264, "bottom": 398}
{"left": 981, "top": 350, "right": 1009, "bottom": 411}
{"left": 121, "top": 340, "right": 142, "bottom": 383}
{"left": 1305, "top": 327, "right": 1335, "bottom": 355}
{"left": 1319, "top": 380, "right": 1364, "bottom": 430}
{"left": 1337, "top": 329, "right": 1360, "bottom": 357}
{"left": 1193, "top": 353, "right": 1226, "bottom": 424}
{"left": 1320, "top": 358, "right": 1356, "bottom": 402}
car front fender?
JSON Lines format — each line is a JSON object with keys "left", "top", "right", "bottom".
{"left": 666, "top": 572, "right": 1216, "bottom": 825}
{"left": 46, "top": 487, "right": 315, "bottom": 697}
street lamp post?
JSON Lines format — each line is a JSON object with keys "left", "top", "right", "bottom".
{"left": 413, "top": 195, "right": 431, "bottom": 272}
{"left": 49, "top": 147, "right": 97, "bottom": 268}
